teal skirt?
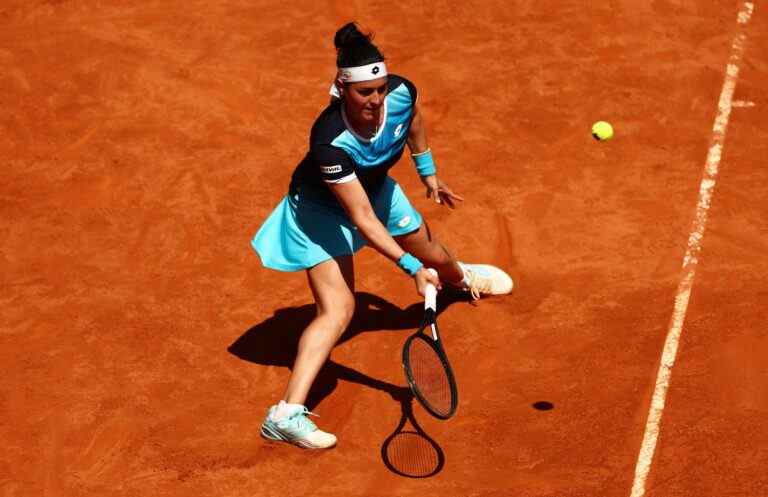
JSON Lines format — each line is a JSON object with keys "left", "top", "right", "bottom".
{"left": 251, "top": 176, "right": 422, "bottom": 272}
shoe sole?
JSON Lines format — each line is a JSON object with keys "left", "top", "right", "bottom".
{"left": 260, "top": 424, "right": 336, "bottom": 449}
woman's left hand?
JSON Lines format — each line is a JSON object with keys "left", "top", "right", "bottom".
{"left": 421, "top": 175, "right": 465, "bottom": 208}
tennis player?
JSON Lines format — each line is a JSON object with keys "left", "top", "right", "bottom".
{"left": 252, "top": 22, "right": 513, "bottom": 449}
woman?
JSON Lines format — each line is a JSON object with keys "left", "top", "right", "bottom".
{"left": 252, "top": 22, "right": 513, "bottom": 449}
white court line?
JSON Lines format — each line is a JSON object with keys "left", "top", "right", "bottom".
{"left": 629, "top": 2, "right": 755, "bottom": 497}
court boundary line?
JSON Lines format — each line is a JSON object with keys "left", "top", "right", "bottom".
{"left": 629, "top": 2, "right": 755, "bottom": 496}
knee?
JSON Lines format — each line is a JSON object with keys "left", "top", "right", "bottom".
{"left": 422, "top": 241, "right": 453, "bottom": 267}
{"left": 320, "top": 295, "right": 355, "bottom": 337}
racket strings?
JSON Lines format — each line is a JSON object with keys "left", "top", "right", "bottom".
{"left": 408, "top": 338, "right": 452, "bottom": 416}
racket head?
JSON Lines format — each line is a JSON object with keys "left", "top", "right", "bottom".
{"left": 402, "top": 324, "right": 458, "bottom": 420}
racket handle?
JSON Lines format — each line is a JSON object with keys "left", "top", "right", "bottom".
{"left": 424, "top": 268, "right": 438, "bottom": 311}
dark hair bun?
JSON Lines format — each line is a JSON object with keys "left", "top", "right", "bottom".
{"left": 334, "top": 22, "right": 370, "bottom": 49}
{"left": 333, "top": 22, "right": 384, "bottom": 68}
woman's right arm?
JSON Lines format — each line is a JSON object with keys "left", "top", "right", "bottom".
{"left": 328, "top": 178, "right": 440, "bottom": 294}
{"left": 329, "top": 179, "right": 402, "bottom": 263}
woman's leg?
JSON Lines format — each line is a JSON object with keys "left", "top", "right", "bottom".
{"left": 395, "top": 221, "right": 465, "bottom": 285}
{"left": 282, "top": 255, "right": 355, "bottom": 405}
{"left": 260, "top": 256, "right": 353, "bottom": 449}
{"left": 395, "top": 220, "right": 514, "bottom": 298}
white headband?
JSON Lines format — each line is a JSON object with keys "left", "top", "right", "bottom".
{"left": 329, "top": 61, "right": 388, "bottom": 97}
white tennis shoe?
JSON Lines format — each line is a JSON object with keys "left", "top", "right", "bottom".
{"left": 457, "top": 262, "right": 514, "bottom": 300}
{"left": 261, "top": 401, "right": 337, "bottom": 449}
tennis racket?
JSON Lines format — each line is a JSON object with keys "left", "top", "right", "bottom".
{"left": 402, "top": 269, "right": 458, "bottom": 420}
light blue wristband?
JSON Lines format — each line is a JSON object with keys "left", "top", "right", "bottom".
{"left": 412, "top": 149, "right": 437, "bottom": 177}
{"left": 397, "top": 253, "right": 424, "bottom": 277}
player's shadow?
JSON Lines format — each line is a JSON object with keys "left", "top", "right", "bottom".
{"left": 228, "top": 291, "right": 466, "bottom": 410}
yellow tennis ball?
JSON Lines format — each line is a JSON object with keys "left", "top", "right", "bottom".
{"left": 591, "top": 121, "right": 614, "bottom": 141}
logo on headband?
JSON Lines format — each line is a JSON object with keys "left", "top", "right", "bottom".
{"left": 372, "top": 66, "right": 380, "bottom": 75}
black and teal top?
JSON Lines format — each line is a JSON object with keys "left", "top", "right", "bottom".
{"left": 289, "top": 74, "right": 418, "bottom": 206}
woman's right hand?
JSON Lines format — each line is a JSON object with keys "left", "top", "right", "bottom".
{"left": 414, "top": 267, "right": 441, "bottom": 297}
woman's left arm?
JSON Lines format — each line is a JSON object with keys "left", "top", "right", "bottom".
{"left": 406, "top": 104, "right": 465, "bottom": 208}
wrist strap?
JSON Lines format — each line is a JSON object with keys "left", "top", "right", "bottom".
{"left": 397, "top": 253, "right": 423, "bottom": 277}
{"left": 411, "top": 148, "right": 437, "bottom": 177}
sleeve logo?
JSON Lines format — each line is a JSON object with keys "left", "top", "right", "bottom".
{"left": 321, "top": 164, "right": 343, "bottom": 174}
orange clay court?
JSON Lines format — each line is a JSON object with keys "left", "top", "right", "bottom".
{"left": 2, "top": 1, "right": 767, "bottom": 496}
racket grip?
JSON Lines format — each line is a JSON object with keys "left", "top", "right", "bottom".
{"left": 424, "top": 268, "right": 438, "bottom": 311}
